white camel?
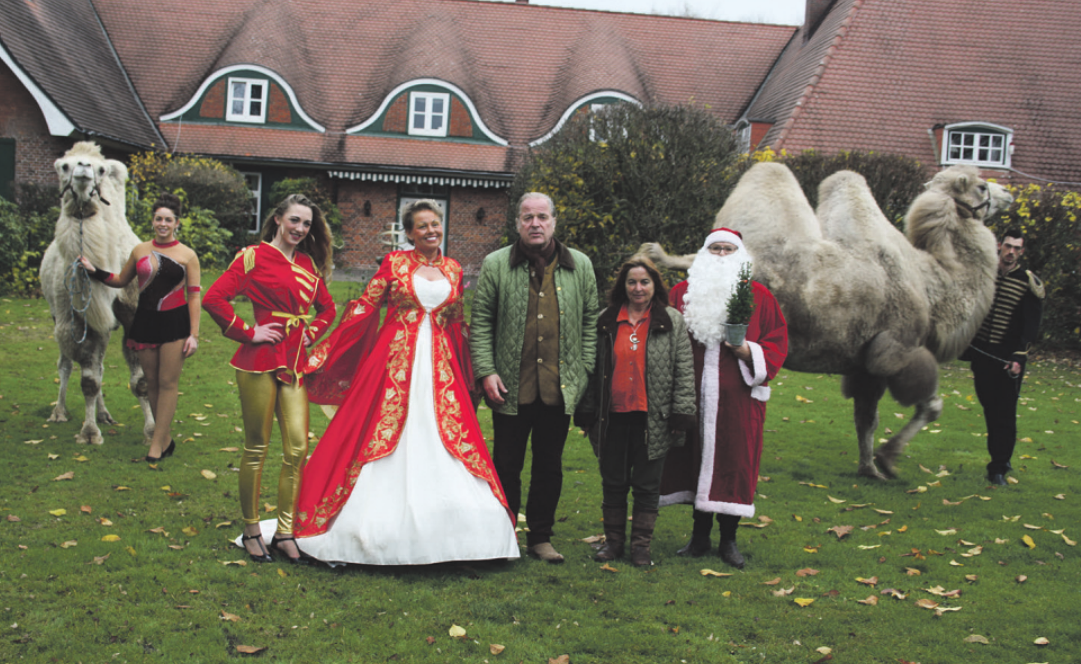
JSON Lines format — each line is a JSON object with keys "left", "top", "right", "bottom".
{"left": 39, "top": 141, "right": 153, "bottom": 445}
{"left": 644, "top": 163, "right": 1011, "bottom": 479}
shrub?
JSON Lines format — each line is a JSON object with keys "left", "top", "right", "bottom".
{"left": 987, "top": 184, "right": 1081, "bottom": 350}
{"left": 0, "top": 183, "right": 60, "bottom": 296}
{"left": 127, "top": 188, "right": 233, "bottom": 270}
{"left": 510, "top": 103, "right": 741, "bottom": 292}
{"left": 128, "top": 150, "right": 253, "bottom": 241}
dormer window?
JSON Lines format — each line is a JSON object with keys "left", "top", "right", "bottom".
{"left": 228, "top": 78, "right": 267, "bottom": 123}
{"left": 409, "top": 91, "right": 450, "bottom": 137}
{"left": 941, "top": 122, "right": 1012, "bottom": 168}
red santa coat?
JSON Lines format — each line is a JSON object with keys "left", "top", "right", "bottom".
{"left": 659, "top": 279, "right": 788, "bottom": 517}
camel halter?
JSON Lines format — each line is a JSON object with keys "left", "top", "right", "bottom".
{"left": 60, "top": 182, "right": 112, "bottom": 344}
{"left": 954, "top": 196, "right": 990, "bottom": 219}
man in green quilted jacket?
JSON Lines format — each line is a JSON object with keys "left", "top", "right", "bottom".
{"left": 470, "top": 192, "right": 599, "bottom": 563}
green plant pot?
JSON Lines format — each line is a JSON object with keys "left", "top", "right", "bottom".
{"left": 725, "top": 323, "right": 748, "bottom": 346}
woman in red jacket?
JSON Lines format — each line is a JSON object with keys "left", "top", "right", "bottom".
{"left": 203, "top": 194, "right": 336, "bottom": 564}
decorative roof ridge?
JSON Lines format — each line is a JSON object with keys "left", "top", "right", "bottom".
{"left": 774, "top": 0, "right": 863, "bottom": 150}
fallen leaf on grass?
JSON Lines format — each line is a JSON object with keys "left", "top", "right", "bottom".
{"left": 949, "top": 560, "right": 964, "bottom": 566}
{"left": 995, "top": 538, "right": 1009, "bottom": 544}
{"left": 762, "top": 577, "right": 782, "bottom": 585}
{"left": 816, "top": 647, "right": 832, "bottom": 655}
{"left": 60, "top": 540, "right": 77, "bottom": 548}
{"left": 114, "top": 486, "right": 130, "bottom": 492}
{"left": 80, "top": 505, "right": 92, "bottom": 514}
{"left": 1023, "top": 523, "right": 1043, "bottom": 530}
{"left": 1034, "top": 637, "right": 1049, "bottom": 645}
{"left": 236, "top": 645, "right": 265, "bottom": 654}
{"left": 857, "top": 595, "right": 878, "bottom": 605}
{"left": 906, "top": 486, "right": 927, "bottom": 494}
{"left": 1051, "top": 460, "right": 1068, "bottom": 469}
{"left": 881, "top": 589, "right": 907, "bottom": 600}
{"left": 856, "top": 576, "right": 878, "bottom": 587}
{"left": 915, "top": 599, "right": 939, "bottom": 610}
{"left": 98, "top": 518, "right": 113, "bottom": 527}
{"left": 168, "top": 545, "right": 185, "bottom": 550}
{"left": 53, "top": 471, "right": 75, "bottom": 482}
{"left": 1062, "top": 534, "right": 1076, "bottom": 546}
{"left": 965, "top": 574, "right": 978, "bottom": 582}
{"left": 200, "top": 470, "right": 216, "bottom": 480}
{"left": 125, "top": 546, "right": 137, "bottom": 557}
{"left": 90, "top": 553, "right": 110, "bottom": 565}
{"left": 181, "top": 526, "right": 198, "bottom": 537}
{"left": 263, "top": 503, "right": 276, "bottom": 513}
{"left": 827, "top": 525, "right": 853, "bottom": 540}
{"left": 24, "top": 439, "right": 44, "bottom": 445}
{"left": 490, "top": 644, "right": 505, "bottom": 655}
{"left": 48, "top": 509, "right": 66, "bottom": 517}
{"left": 74, "top": 455, "right": 88, "bottom": 462}
{"left": 219, "top": 447, "right": 240, "bottom": 452}
{"left": 935, "top": 529, "right": 957, "bottom": 536}
{"left": 147, "top": 527, "right": 169, "bottom": 537}
{"left": 549, "top": 656, "right": 570, "bottom": 664}
{"left": 600, "top": 563, "right": 619, "bottom": 573}
{"left": 796, "top": 568, "right": 819, "bottom": 577}
{"left": 1054, "top": 494, "right": 1065, "bottom": 500}
{"left": 215, "top": 521, "right": 234, "bottom": 529}
{"left": 425, "top": 636, "right": 436, "bottom": 645}
{"left": 6, "top": 514, "right": 20, "bottom": 522}
{"left": 1022, "top": 535, "right": 1036, "bottom": 549}
{"left": 277, "top": 568, "right": 288, "bottom": 578}
{"left": 872, "top": 508, "right": 893, "bottom": 515}
{"left": 963, "top": 634, "right": 990, "bottom": 644}
{"left": 772, "top": 586, "right": 795, "bottom": 597}
{"left": 858, "top": 545, "right": 881, "bottom": 550}
{"left": 220, "top": 560, "right": 248, "bottom": 566}
{"left": 101, "top": 534, "right": 120, "bottom": 542}
{"left": 942, "top": 499, "right": 962, "bottom": 506}
{"left": 793, "top": 598, "right": 815, "bottom": 607}
{"left": 700, "top": 569, "right": 732, "bottom": 577}
{"left": 448, "top": 624, "right": 467, "bottom": 638}
{"left": 1006, "top": 476, "right": 1019, "bottom": 484}
{"left": 580, "top": 535, "right": 603, "bottom": 543}
{"left": 905, "top": 567, "right": 921, "bottom": 576}
{"left": 1016, "top": 575, "right": 1028, "bottom": 583}
{"left": 827, "top": 495, "right": 846, "bottom": 504}
{"left": 803, "top": 545, "right": 820, "bottom": 553}
{"left": 220, "top": 611, "right": 241, "bottom": 622}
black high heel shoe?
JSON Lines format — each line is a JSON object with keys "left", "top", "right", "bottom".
{"left": 271, "top": 535, "right": 313, "bottom": 565}
{"left": 144, "top": 440, "right": 176, "bottom": 464}
{"left": 242, "top": 533, "right": 274, "bottom": 563}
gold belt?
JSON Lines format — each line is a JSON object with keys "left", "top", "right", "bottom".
{"left": 271, "top": 311, "right": 312, "bottom": 334}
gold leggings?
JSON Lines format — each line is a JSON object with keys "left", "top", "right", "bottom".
{"left": 236, "top": 370, "right": 310, "bottom": 535}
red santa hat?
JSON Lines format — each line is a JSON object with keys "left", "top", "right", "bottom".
{"left": 702, "top": 227, "right": 744, "bottom": 252}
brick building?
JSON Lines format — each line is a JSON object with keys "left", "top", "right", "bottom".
{"left": 3, "top": 0, "right": 1080, "bottom": 273}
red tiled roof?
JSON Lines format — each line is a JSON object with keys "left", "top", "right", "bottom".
{"left": 0, "top": 0, "right": 161, "bottom": 146}
{"left": 92, "top": 0, "right": 793, "bottom": 163}
{"left": 753, "top": 0, "right": 1081, "bottom": 183}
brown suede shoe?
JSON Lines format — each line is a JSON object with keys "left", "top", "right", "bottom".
{"left": 528, "top": 542, "right": 565, "bottom": 564}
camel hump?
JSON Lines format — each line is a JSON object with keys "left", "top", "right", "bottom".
{"left": 715, "top": 162, "right": 822, "bottom": 250}
{"left": 816, "top": 170, "right": 907, "bottom": 251}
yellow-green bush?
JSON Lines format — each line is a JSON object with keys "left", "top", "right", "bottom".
{"left": 987, "top": 183, "right": 1081, "bottom": 350}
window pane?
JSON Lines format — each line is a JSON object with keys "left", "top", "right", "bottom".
{"left": 232, "top": 99, "right": 245, "bottom": 115}
{"left": 949, "top": 133, "right": 962, "bottom": 146}
{"left": 414, "top": 97, "right": 426, "bottom": 113}
{"left": 232, "top": 82, "right": 246, "bottom": 100}
{"left": 432, "top": 98, "right": 444, "bottom": 114}
{"left": 250, "top": 100, "right": 262, "bottom": 115}
{"left": 432, "top": 114, "right": 443, "bottom": 130}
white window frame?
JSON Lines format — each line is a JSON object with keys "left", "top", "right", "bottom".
{"left": 241, "top": 171, "right": 262, "bottom": 233}
{"left": 734, "top": 120, "right": 752, "bottom": 154}
{"left": 941, "top": 122, "right": 1013, "bottom": 168}
{"left": 408, "top": 91, "right": 450, "bottom": 137}
{"left": 227, "top": 78, "right": 268, "bottom": 123}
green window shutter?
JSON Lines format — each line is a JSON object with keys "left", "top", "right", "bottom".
{"left": 0, "top": 138, "right": 14, "bottom": 202}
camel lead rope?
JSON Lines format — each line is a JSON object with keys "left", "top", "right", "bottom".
{"left": 63, "top": 217, "right": 92, "bottom": 344}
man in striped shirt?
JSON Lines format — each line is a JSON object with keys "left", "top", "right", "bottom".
{"left": 967, "top": 228, "right": 1044, "bottom": 486}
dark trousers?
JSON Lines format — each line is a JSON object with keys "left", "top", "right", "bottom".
{"left": 690, "top": 509, "right": 740, "bottom": 542}
{"left": 492, "top": 401, "right": 570, "bottom": 546}
{"left": 600, "top": 411, "right": 665, "bottom": 512}
{"left": 972, "top": 352, "right": 1023, "bottom": 475}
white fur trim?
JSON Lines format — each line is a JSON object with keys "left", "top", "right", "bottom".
{"left": 703, "top": 229, "right": 744, "bottom": 252}
{"left": 737, "top": 340, "right": 771, "bottom": 402}
{"left": 693, "top": 497, "right": 756, "bottom": 519}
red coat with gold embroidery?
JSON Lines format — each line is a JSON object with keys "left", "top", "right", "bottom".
{"left": 203, "top": 242, "right": 335, "bottom": 384}
{"left": 295, "top": 250, "right": 508, "bottom": 537}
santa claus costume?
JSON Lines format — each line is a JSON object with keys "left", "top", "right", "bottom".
{"left": 659, "top": 228, "right": 788, "bottom": 568}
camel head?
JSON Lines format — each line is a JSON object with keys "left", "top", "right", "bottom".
{"left": 923, "top": 165, "right": 1011, "bottom": 221}
{"left": 54, "top": 141, "right": 128, "bottom": 219}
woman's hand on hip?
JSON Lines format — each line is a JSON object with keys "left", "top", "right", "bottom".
{"left": 252, "top": 322, "right": 285, "bottom": 344}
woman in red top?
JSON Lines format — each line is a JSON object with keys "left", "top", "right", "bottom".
{"left": 203, "top": 194, "right": 335, "bottom": 564}
{"left": 577, "top": 258, "right": 696, "bottom": 566}
{"left": 80, "top": 193, "right": 201, "bottom": 463}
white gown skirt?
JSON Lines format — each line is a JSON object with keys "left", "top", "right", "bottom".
{"left": 239, "top": 277, "right": 520, "bottom": 564}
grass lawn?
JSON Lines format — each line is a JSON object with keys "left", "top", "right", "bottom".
{"left": 1, "top": 281, "right": 1078, "bottom": 664}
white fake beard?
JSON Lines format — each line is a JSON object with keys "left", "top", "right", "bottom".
{"left": 683, "top": 247, "right": 753, "bottom": 347}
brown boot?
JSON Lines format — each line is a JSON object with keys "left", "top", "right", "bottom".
{"left": 629, "top": 510, "right": 658, "bottom": 567}
{"left": 594, "top": 504, "right": 627, "bottom": 562}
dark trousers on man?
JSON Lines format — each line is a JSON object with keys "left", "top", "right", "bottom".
{"left": 971, "top": 352, "right": 1023, "bottom": 476}
{"left": 492, "top": 401, "right": 570, "bottom": 547}
{"left": 599, "top": 411, "right": 665, "bottom": 512}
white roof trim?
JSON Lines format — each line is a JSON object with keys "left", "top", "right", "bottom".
{"left": 346, "top": 78, "right": 509, "bottom": 147}
{"left": 160, "top": 64, "right": 325, "bottom": 132}
{"left": 529, "top": 91, "right": 640, "bottom": 147}
{"left": 943, "top": 121, "right": 1014, "bottom": 134}
{"left": 328, "top": 170, "right": 510, "bottom": 189}
{"left": 0, "top": 44, "right": 76, "bottom": 136}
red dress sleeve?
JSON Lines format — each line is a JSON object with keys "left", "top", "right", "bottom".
{"left": 304, "top": 258, "right": 392, "bottom": 405}
{"left": 203, "top": 249, "right": 257, "bottom": 343}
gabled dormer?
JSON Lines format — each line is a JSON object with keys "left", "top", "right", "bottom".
{"left": 348, "top": 79, "right": 507, "bottom": 145}
{"left": 160, "top": 65, "right": 324, "bottom": 132}
{"left": 529, "top": 91, "right": 640, "bottom": 147}
{"left": 932, "top": 122, "right": 1013, "bottom": 169}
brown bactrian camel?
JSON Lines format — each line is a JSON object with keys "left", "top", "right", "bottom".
{"left": 643, "top": 163, "right": 1011, "bottom": 479}
{"left": 39, "top": 141, "right": 153, "bottom": 446}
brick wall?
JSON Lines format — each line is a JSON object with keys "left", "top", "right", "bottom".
{"left": 334, "top": 180, "right": 508, "bottom": 276}
{"left": 0, "top": 62, "right": 77, "bottom": 188}
{"left": 267, "top": 84, "right": 292, "bottom": 124}
{"left": 449, "top": 97, "right": 473, "bottom": 138}
{"left": 200, "top": 80, "right": 226, "bottom": 119}
{"left": 383, "top": 95, "right": 408, "bottom": 133}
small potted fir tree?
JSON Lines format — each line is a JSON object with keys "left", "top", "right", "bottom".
{"left": 724, "top": 262, "right": 755, "bottom": 346}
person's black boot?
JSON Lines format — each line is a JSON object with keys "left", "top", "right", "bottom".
{"left": 717, "top": 514, "right": 745, "bottom": 569}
